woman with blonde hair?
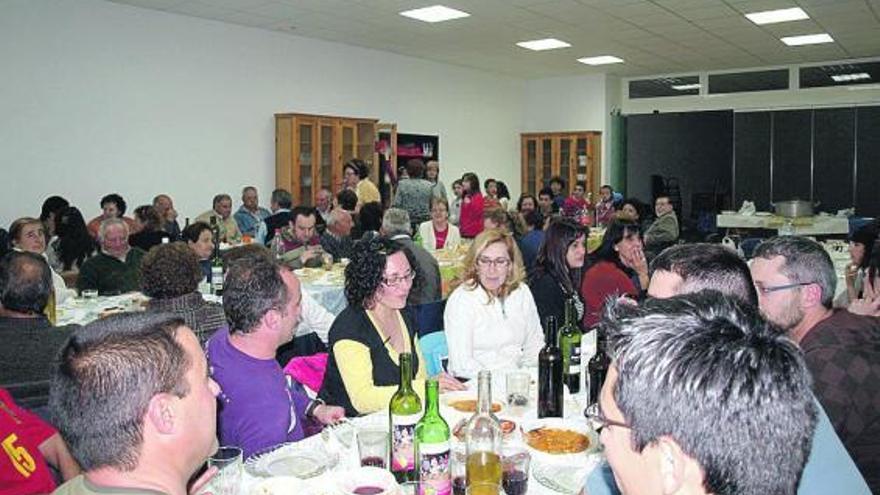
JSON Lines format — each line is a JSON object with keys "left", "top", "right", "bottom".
{"left": 443, "top": 228, "right": 544, "bottom": 379}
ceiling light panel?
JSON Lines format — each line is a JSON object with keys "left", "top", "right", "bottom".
{"left": 745, "top": 7, "right": 809, "bottom": 25}
{"left": 831, "top": 73, "right": 871, "bottom": 82}
{"left": 578, "top": 55, "right": 625, "bottom": 66}
{"left": 780, "top": 33, "right": 834, "bottom": 46}
{"left": 671, "top": 83, "right": 701, "bottom": 90}
{"left": 516, "top": 38, "right": 571, "bottom": 51}
{"left": 399, "top": 5, "right": 470, "bottom": 23}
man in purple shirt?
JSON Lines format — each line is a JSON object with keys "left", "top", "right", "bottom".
{"left": 207, "top": 254, "right": 344, "bottom": 458}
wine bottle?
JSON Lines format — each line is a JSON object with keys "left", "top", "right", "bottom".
{"left": 465, "top": 370, "right": 502, "bottom": 492}
{"left": 390, "top": 352, "right": 422, "bottom": 483}
{"left": 559, "top": 298, "right": 583, "bottom": 395}
{"left": 415, "top": 379, "right": 451, "bottom": 495}
{"left": 271, "top": 229, "right": 283, "bottom": 260}
{"left": 538, "top": 316, "right": 563, "bottom": 418}
{"left": 210, "top": 227, "right": 224, "bottom": 296}
{"left": 588, "top": 328, "right": 610, "bottom": 407}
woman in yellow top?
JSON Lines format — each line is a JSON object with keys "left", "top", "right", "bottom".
{"left": 318, "top": 236, "right": 464, "bottom": 416}
{"left": 343, "top": 159, "right": 380, "bottom": 212}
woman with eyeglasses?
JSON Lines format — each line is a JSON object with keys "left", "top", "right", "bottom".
{"left": 319, "top": 237, "right": 464, "bottom": 416}
{"left": 418, "top": 196, "right": 461, "bottom": 251}
{"left": 529, "top": 218, "right": 588, "bottom": 327}
{"left": 580, "top": 219, "right": 648, "bottom": 328}
{"left": 444, "top": 229, "right": 544, "bottom": 379}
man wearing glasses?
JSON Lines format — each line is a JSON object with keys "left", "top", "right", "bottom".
{"left": 592, "top": 293, "right": 817, "bottom": 495}
{"left": 751, "top": 236, "right": 880, "bottom": 492}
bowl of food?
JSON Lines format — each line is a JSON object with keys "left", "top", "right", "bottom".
{"left": 520, "top": 418, "right": 599, "bottom": 465}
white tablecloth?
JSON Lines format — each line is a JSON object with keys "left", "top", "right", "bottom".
{"left": 716, "top": 214, "right": 849, "bottom": 236}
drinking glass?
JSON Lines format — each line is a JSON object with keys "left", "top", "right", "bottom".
{"left": 322, "top": 252, "right": 334, "bottom": 270}
{"left": 357, "top": 427, "right": 388, "bottom": 468}
{"left": 81, "top": 289, "right": 98, "bottom": 300}
{"left": 451, "top": 444, "right": 467, "bottom": 495}
{"left": 207, "top": 446, "right": 242, "bottom": 495}
{"left": 505, "top": 371, "right": 530, "bottom": 408}
{"left": 501, "top": 447, "right": 530, "bottom": 495}
{"left": 399, "top": 481, "right": 419, "bottom": 495}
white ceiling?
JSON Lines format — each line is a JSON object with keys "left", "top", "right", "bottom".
{"left": 108, "top": 0, "right": 880, "bottom": 78}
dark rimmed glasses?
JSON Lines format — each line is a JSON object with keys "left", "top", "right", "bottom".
{"left": 754, "top": 282, "right": 812, "bottom": 295}
{"left": 585, "top": 407, "right": 631, "bottom": 435}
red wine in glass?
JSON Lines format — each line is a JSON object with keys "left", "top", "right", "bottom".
{"left": 360, "top": 456, "right": 386, "bottom": 468}
{"left": 452, "top": 475, "right": 467, "bottom": 495}
{"left": 502, "top": 469, "right": 528, "bottom": 495}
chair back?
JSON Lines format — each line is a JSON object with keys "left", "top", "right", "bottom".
{"left": 412, "top": 299, "right": 447, "bottom": 338}
{"left": 419, "top": 331, "right": 449, "bottom": 376}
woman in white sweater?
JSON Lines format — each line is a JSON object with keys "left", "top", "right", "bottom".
{"left": 419, "top": 197, "right": 461, "bottom": 251}
{"left": 444, "top": 228, "right": 544, "bottom": 379}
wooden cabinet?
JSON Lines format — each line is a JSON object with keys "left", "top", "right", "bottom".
{"left": 521, "top": 132, "right": 602, "bottom": 198}
{"left": 276, "top": 113, "right": 379, "bottom": 206}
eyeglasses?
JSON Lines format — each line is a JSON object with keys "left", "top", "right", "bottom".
{"left": 477, "top": 257, "right": 511, "bottom": 269}
{"left": 754, "top": 282, "right": 812, "bottom": 295}
{"left": 584, "top": 407, "right": 631, "bottom": 435}
{"left": 382, "top": 270, "right": 415, "bottom": 287}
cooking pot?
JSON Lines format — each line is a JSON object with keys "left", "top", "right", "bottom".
{"left": 772, "top": 200, "right": 819, "bottom": 218}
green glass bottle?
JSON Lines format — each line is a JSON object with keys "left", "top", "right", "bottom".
{"left": 390, "top": 352, "right": 422, "bottom": 483}
{"left": 210, "top": 228, "right": 224, "bottom": 296}
{"left": 559, "top": 298, "right": 583, "bottom": 394}
{"left": 415, "top": 379, "right": 451, "bottom": 495}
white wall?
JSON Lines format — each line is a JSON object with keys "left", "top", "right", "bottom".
{"left": 0, "top": 0, "right": 524, "bottom": 224}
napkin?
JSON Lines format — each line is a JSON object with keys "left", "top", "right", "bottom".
{"left": 738, "top": 201, "right": 756, "bottom": 216}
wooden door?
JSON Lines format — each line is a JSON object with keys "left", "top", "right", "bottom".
{"left": 521, "top": 137, "right": 539, "bottom": 196}
{"left": 317, "top": 120, "right": 336, "bottom": 196}
{"left": 295, "top": 117, "right": 317, "bottom": 206}
{"left": 276, "top": 116, "right": 294, "bottom": 195}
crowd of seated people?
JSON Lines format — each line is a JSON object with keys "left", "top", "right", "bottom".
{"left": 2, "top": 162, "right": 879, "bottom": 495}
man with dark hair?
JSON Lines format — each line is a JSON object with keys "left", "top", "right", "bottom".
{"left": 643, "top": 195, "right": 679, "bottom": 250}
{"left": 380, "top": 208, "right": 440, "bottom": 305}
{"left": 77, "top": 218, "right": 145, "bottom": 295}
{"left": 206, "top": 255, "right": 343, "bottom": 458}
{"left": 278, "top": 206, "right": 324, "bottom": 269}
{"left": 751, "top": 236, "right": 880, "bottom": 491}
{"left": 0, "top": 252, "right": 77, "bottom": 408}
{"left": 195, "top": 193, "right": 242, "bottom": 243}
{"left": 549, "top": 176, "right": 566, "bottom": 209}
{"left": 50, "top": 313, "right": 219, "bottom": 495}
{"left": 518, "top": 209, "right": 544, "bottom": 272}
{"left": 233, "top": 186, "right": 271, "bottom": 238}
{"left": 584, "top": 242, "right": 870, "bottom": 495}
{"left": 596, "top": 293, "right": 817, "bottom": 495}
{"left": 648, "top": 243, "right": 758, "bottom": 305}
{"left": 86, "top": 193, "right": 135, "bottom": 239}
{"left": 257, "top": 188, "right": 293, "bottom": 245}
{"left": 537, "top": 186, "right": 559, "bottom": 219}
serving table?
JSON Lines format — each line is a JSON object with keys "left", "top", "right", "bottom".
{"left": 716, "top": 213, "right": 849, "bottom": 236}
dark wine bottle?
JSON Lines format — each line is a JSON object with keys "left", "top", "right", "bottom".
{"left": 587, "top": 328, "right": 610, "bottom": 407}
{"left": 538, "top": 316, "right": 563, "bottom": 418}
{"left": 210, "top": 221, "right": 224, "bottom": 296}
{"left": 559, "top": 298, "right": 582, "bottom": 394}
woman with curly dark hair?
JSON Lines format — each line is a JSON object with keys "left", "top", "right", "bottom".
{"left": 53, "top": 207, "right": 96, "bottom": 272}
{"left": 319, "top": 236, "right": 464, "bottom": 416}
{"left": 529, "top": 218, "right": 587, "bottom": 327}
{"left": 128, "top": 205, "right": 170, "bottom": 252}
{"left": 141, "top": 242, "right": 226, "bottom": 345}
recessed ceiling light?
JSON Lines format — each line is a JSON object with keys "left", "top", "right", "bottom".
{"left": 671, "top": 83, "right": 701, "bottom": 91}
{"left": 780, "top": 33, "right": 834, "bottom": 46}
{"left": 831, "top": 73, "right": 871, "bottom": 82}
{"left": 577, "top": 55, "right": 624, "bottom": 66}
{"left": 516, "top": 38, "right": 571, "bottom": 51}
{"left": 399, "top": 5, "right": 470, "bottom": 23}
{"left": 745, "top": 7, "right": 809, "bottom": 25}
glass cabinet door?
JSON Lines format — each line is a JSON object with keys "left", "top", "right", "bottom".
{"left": 319, "top": 122, "right": 335, "bottom": 193}
{"left": 559, "top": 137, "right": 572, "bottom": 189}
{"left": 540, "top": 138, "right": 553, "bottom": 188}
{"left": 298, "top": 121, "right": 315, "bottom": 205}
{"left": 525, "top": 139, "right": 537, "bottom": 196}
{"left": 341, "top": 124, "right": 355, "bottom": 164}
{"left": 576, "top": 136, "right": 589, "bottom": 186}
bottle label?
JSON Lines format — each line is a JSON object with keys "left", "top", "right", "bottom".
{"left": 568, "top": 346, "right": 582, "bottom": 375}
{"left": 391, "top": 413, "right": 420, "bottom": 472}
{"left": 418, "top": 441, "right": 451, "bottom": 495}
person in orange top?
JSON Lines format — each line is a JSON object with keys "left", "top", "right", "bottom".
{"left": 85, "top": 193, "right": 135, "bottom": 239}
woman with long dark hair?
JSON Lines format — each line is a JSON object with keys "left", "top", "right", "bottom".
{"left": 529, "top": 218, "right": 588, "bottom": 327}
{"left": 580, "top": 219, "right": 648, "bottom": 328}
{"left": 458, "top": 172, "right": 485, "bottom": 239}
{"left": 54, "top": 207, "right": 96, "bottom": 272}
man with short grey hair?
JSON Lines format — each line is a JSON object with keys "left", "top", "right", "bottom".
{"left": 77, "top": 218, "right": 145, "bottom": 295}
{"left": 380, "top": 208, "right": 441, "bottom": 305}
{"left": 751, "top": 235, "right": 880, "bottom": 491}
{"left": 152, "top": 194, "right": 180, "bottom": 239}
{"left": 596, "top": 293, "right": 817, "bottom": 495}
{"left": 320, "top": 208, "right": 354, "bottom": 260}
{"left": 234, "top": 186, "right": 271, "bottom": 238}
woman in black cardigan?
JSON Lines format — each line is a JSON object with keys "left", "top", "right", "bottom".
{"left": 528, "top": 218, "right": 588, "bottom": 329}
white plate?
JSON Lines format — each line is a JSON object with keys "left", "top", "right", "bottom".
{"left": 245, "top": 442, "right": 338, "bottom": 479}
{"left": 720, "top": 210, "right": 737, "bottom": 215}
{"left": 440, "top": 391, "right": 504, "bottom": 415}
{"left": 755, "top": 212, "right": 773, "bottom": 217}
{"left": 334, "top": 466, "right": 400, "bottom": 495}
{"left": 250, "top": 476, "right": 309, "bottom": 495}
{"left": 520, "top": 417, "right": 600, "bottom": 465}
{"left": 532, "top": 462, "right": 597, "bottom": 494}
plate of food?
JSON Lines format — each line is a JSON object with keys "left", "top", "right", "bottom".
{"left": 441, "top": 391, "right": 502, "bottom": 414}
{"left": 245, "top": 442, "right": 339, "bottom": 479}
{"left": 520, "top": 418, "right": 600, "bottom": 464}
{"left": 451, "top": 417, "right": 517, "bottom": 443}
